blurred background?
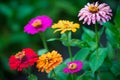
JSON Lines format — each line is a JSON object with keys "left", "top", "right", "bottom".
{"left": 0, "top": 0, "right": 119, "bottom": 80}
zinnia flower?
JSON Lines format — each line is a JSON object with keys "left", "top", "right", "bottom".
{"left": 78, "top": 2, "right": 112, "bottom": 25}
{"left": 52, "top": 20, "right": 80, "bottom": 34}
{"left": 63, "top": 60, "right": 83, "bottom": 74}
{"left": 9, "top": 48, "right": 38, "bottom": 71}
{"left": 36, "top": 50, "right": 63, "bottom": 73}
{"left": 24, "top": 15, "right": 52, "bottom": 34}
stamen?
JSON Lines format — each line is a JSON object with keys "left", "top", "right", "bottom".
{"left": 68, "top": 63, "right": 77, "bottom": 70}
{"left": 32, "top": 20, "right": 42, "bottom": 28}
{"left": 15, "top": 51, "right": 25, "bottom": 60}
{"left": 88, "top": 5, "right": 99, "bottom": 13}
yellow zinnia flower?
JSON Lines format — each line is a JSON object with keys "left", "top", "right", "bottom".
{"left": 36, "top": 50, "right": 63, "bottom": 73}
{"left": 52, "top": 20, "right": 80, "bottom": 34}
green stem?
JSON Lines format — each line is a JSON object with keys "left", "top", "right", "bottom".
{"left": 53, "top": 69, "right": 58, "bottom": 80}
{"left": 68, "top": 46, "right": 73, "bottom": 61}
{"left": 39, "top": 33, "right": 49, "bottom": 51}
{"left": 23, "top": 67, "right": 31, "bottom": 75}
{"left": 67, "top": 32, "right": 73, "bottom": 61}
{"left": 71, "top": 74, "right": 74, "bottom": 80}
{"left": 67, "top": 32, "right": 73, "bottom": 79}
{"left": 95, "top": 23, "right": 99, "bottom": 56}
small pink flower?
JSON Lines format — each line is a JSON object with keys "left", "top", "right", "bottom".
{"left": 78, "top": 2, "right": 112, "bottom": 25}
{"left": 63, "top": 61, "right": 83, "bottom": 74}
{"left": 24, "top": 15, "right": 52, "bottom": 34}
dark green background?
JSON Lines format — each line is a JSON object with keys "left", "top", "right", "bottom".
{"left": 0, "top": 0, "right": 119, "bottom": 80}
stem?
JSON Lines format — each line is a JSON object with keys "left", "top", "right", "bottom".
{"left": 67, "top": 32, "right": 73, "bottom": 79}
{"left": 23, "top": 67, "right": 31, "bottom": 75}
{"left": 39, "top": 33, "right": 49, "bottom": 51}
{"left": 95, "top": 70, "right": 101, "bottom": 80}
{"left": 53, "top": 69, "right": 58, "bottom": 80}
{"left": 67, "top": 32, "right": 73, "bottom": 61}
{"left": 71, "top": 74, "right": 74, "bottom": 80}
{"left": 95, "top": 23, "right": 99, "bottom": 56}
{"left": 68, "top": 46, "right": 73, "bottom": 61}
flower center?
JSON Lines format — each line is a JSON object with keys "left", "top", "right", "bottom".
{"left": 32, "top": 20, "right": 42, "bottom": 28}
{"left": 15, "top": 51, "right": 25, "bottom": 60}
{"left": 88, "top": 5, "right": 99, "bottom": 13}
{"left": 44, "top": 56, "right": 51, "bottom": 63}
{"left": 68, "top": 63, "right": 77, "bottom": 70}
{"left": 64, "top": 23, "right": 69, "bottom": 28}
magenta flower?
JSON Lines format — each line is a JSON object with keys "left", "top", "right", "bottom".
{"left": 24, "top": 15, "right": 52, "bottom": 34}
{"left": 63, "top": 60, "right": 83, "bottom": 74}
{"left": 78, "top": 2, "right": 112, "bottom": 25}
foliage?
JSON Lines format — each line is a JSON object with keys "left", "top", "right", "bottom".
{"left": 0, "top": 0, "right": 120, "bottom": 80}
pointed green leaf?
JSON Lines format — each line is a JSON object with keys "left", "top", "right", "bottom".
{"left": 60, "top": 33, "right": 69, "bottom": 46}
{"left": 107, "top": 43, "right": 115, "bottom": 60}
{"left": 77, "top": 71, "right": 94, "bottom": 80}
{"left": 74, "top": 48, "right": 90, "bottom": 61}
{"left": 38, "top": 49, "right": 48, "bottom": 56}
{"left": 47, "top": 38, "right": 60, "bottom": 42}
{"left": 105, "top": 28, "right": 116, "bottom": 46}
{"left": 82, "top": 27, "right": 95, "bottom": 42}
{"left": 89, "top": 48, "right": 108, "bottom": 73}
{"left": 48, "top": 63, "right": 68, "bottom": 80}
{"left": 69, "top": 39, "right": 88, "bottom": 47}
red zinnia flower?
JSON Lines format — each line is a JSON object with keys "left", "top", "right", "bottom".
{"left": 9, "top": 48, "right": 38, "bottom": 71}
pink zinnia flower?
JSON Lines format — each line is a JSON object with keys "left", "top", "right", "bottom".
{"left": 24, "top": 15, "right": 52, "bottom": 34}
{"left": 78, "top": 2, "right": 112, "bottom": 25}
{"left": 9, "top": 48, "right": 38, "bottom": 71}
{"left": 63, "top": 61, "right": 83, "bottom": 74}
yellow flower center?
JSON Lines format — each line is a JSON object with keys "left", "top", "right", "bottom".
{"left": 88, "top": 5, "right": 99, "bottom": 13}
{"left": 63, "top": 23, "right": 70, "bottom": 28}
{"left": 68, "top": 63, "right": 77, "bottom": 70}
{"left": 32, "top": 20, "right": 42, "bottom": 28}
{"left": 15, "top": 51, "right": 25, "bottom": 60}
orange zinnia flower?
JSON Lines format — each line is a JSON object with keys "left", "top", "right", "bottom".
{"left": 36, "top": 50, "right": 63, "bottom": 73}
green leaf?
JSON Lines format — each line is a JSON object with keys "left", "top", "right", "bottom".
{"left": 89, "top": 48, "right": 108, "bottom": 73}
{"left": 77, "top": 71, "right": 94, "bottom": 80}
{"left": 48, "top": 63, "right": 68, "bottom": 80}
{"left": 38, "top": 49, "right": 48, "bottom": 56}
{"left": 103, "top": 22, "right": 116, "bottom": 33}
{"left": 48, "top": 70, "right": 54, "bottom": 78}
{"left": 74, "top": 48, "right": 90, "bottom": 61}
{"left": 82, "top": 61, "right": 90, "bottom": 70}
{"left": 107, "top": 43, "right": 115, "bottom": 60}
{"left": 47, "top": 38, "right": 60, "bottom": 42}
{"left": 98, "top": 27, "right": 104, "bottom": 39}
{"left": 60, "top": 33, "right": 69, "bottom": 46}
{"left": 111, "top": 62, "right": 120, "bottom": 77}
{"left": 63, "top": 58, "right": 71, "bottom": 64}
{"left": 87, "top": 41, "right": 96, "bottom": 51}
{"left": 105, "top": 28, "right": 116, "bottom": 46}
{"left": 69, "top": 39, "right": 89, "bottom": 48}
{"left": 82, "top": 27, "right": 95, "bottom": 42}
{"left": 27, "top": 74, "right": 38, "bottom": 80}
